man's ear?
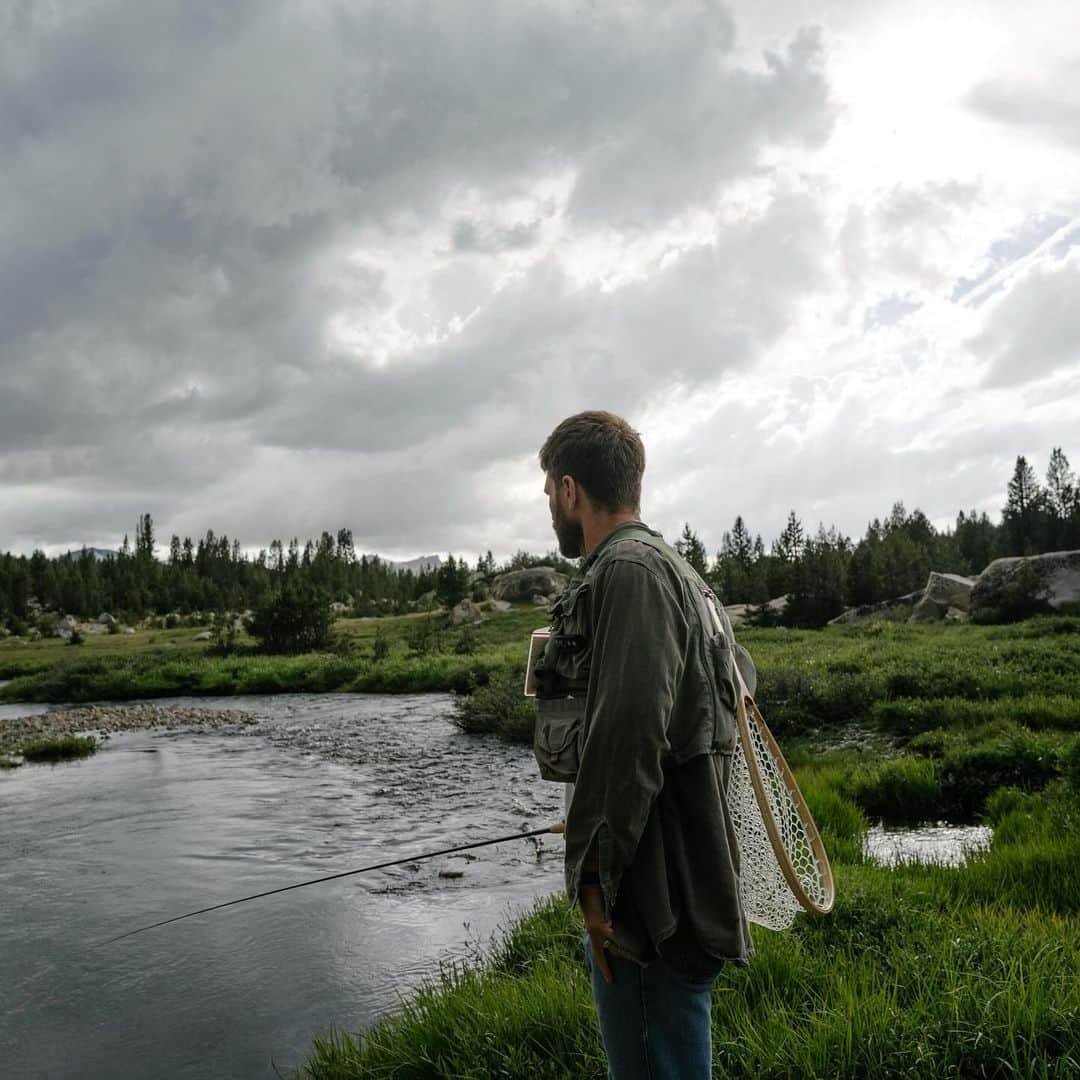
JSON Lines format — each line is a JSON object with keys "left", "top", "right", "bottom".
{"left": 560, "top": 474, "right": 578, "bottom": 510}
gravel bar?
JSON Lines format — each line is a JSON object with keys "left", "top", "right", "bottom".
{"left": 0, "top": 703, "right": 257, "bottom": 756}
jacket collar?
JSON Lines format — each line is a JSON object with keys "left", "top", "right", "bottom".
{"left": 580, "top": 519, "right": 661, "bottom": 574}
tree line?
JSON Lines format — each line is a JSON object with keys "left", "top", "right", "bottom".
{"left": 0, "top": 449, "right": 1076, "bottom": 632}
{"left": 0, "top": 512, "right": 577, "bottom": 632}
{"left": 676, "top": 448, "right": 1078, "bottom": 626}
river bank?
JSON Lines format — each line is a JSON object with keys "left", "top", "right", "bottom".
{"left": 295, "top": 615, "right": 1080, "bottom": 1078}
{"left": 302, "top": 774, "right": 1080, "bottom": 1079}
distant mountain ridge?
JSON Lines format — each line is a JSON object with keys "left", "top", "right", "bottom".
{"left": 63, "top": 547, "right": 117, "bottom": 561}
{"left": 383, "top": 554, "right": 442, "bottom": 574}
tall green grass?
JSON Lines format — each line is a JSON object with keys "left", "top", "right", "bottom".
{"left": 19, "top": 735, "right": 98, "bottom": 762}
{"left": 303, "top": 783, "right": 1080, "bottom": 1079}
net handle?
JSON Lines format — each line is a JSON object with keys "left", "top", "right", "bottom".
{"left": 706, "top": 596, "right": 835, "bottom": 916}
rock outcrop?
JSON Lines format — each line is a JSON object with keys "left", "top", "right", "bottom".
{"left": 722, "top": 595, "right": 789, "bottom": 628}
{"left": 491, "top": 567, "right": 568, "bottom": 603}
{"left": 971, "top": 550, "right": 1080, "bottom": 615}
{"left": 828, "top": 589, "right": 924, "bottom": 625}
{"left": 908, "top": 572, "right": 975, "bottom": 623}
{"left": 449, "top": 599, "right": 485, "bottom": 625}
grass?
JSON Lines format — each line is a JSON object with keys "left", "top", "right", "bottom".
{"left": 3, "top": 612, "right": 1078, "bottom": 726}
{"left": 291, "top": 615, "right": 1080, "bottom": 1078}
{"left": 302, "top": 778, "right": 1080, "bottom": 1079}
{"left": 18, "top": 734, "right": 98, "bottom": 763}
{"left": 0, "top": 607, "right": 545, "bottom": 702}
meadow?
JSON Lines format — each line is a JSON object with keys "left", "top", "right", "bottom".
{"left": 3, "top": 611, "right": 1079, "bottom": 1075}
{"left": 298, "top": 614, "right": 1077, "bottom": 1078}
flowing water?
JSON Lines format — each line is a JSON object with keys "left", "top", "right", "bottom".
{"left": 0, "top": 694, "right": 565, "bottom": 1079}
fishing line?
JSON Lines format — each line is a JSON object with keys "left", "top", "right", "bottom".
{"left": 102, "top": 820, "right": 565, "bottom": 946}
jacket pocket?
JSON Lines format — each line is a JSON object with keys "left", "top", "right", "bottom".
{"left": 545, "top": 580, "right": 592, "bottom": 691}
{"left": 709, "top": 633, "right": 738, "bottom": 754}
{"left": 533, "top": 696, "right": 586, "bottom": 782}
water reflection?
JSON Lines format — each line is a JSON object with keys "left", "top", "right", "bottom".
{"left": 863, "top": 821, "right": 993, "bottom": 867}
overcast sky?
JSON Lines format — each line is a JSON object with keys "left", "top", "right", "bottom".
{"left": 2, "top": 0, "right": 1078, "bottom": 563}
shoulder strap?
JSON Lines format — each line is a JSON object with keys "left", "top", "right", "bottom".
{"left": 603, "top": 524, "right": 713, "bottom": 595}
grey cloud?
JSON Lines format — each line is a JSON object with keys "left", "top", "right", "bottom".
{"left": 259, "top": 190, "right": 827, "bottom": 456}
{"left": 976, "top": 249, "right": 1080, "bottom": 387}
{"left": 450, "top": 218, "right": 541, "bottom": 254}
{"left": 968, "top": 62, "right": 1080, "bottom": 149}
{"left": 1, "top": 1, "right": 835, "bottom": 552}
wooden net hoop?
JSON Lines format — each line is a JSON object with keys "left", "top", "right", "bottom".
{"left": 706, "top": 598, "right": 834, "bottom": 927}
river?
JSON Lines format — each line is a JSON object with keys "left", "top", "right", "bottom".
{"left": 0, "top": 693, "right": 565, "bottom": 1079}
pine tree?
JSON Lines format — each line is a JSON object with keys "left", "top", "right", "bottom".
{"left": 135, "top": 513, "right": 155, "bottom": 560}
{"left": 1045, "top": 447, "right": 1076, "bottom": 547}
{"left": 729, "top": 516, "right": 754, "bottom": 566}
{"left": 774, "top": 510, "right": 805, "bottom": 562}
{"left": 1004, "top": 455, "right": 1042, "bottom": 554}
{"left": 675, "top": 523, "right": 708, "bottom": 576}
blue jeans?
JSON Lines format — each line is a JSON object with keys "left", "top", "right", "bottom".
{"left": 582, "top": 929, "right": 724, "bottom": 1079}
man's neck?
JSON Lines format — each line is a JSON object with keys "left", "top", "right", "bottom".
{"left": 581, "top": 512, "right": 642, "bottom": 558}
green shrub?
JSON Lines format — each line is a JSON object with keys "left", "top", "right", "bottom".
{"left": 371, "top": 626, "right": 391, "bottom": 662}
{"left": 843, "top": 756, "right": 942, "bottom": 823}
{"left": 405, "top": 615, "right": 443, "bottom": 656}
{"left": 939, "top": 727, "right": 1062, "bottom": 818}
{"left": 453, "top": 626, "right": 478, "bottom": 655}
{"left": 21, "top": 735, "right": 98, "bottom": 762}
{"left": 248, "top": 580, "right": 332, "bottom": 654}
{"left": 1064, "top": 736, "right": 1080, "bottom": 793}
{"left": 453, "top": 668, "right": 533, "bottom": 741}
{"left": 990, "top": 560, "right": 1054, "bottom": 623}
{"left": 206, "top": 612, "right": 241, "bottom": 656}
{"left": 983, "top": 785, "right": 1027, "bottom": 826}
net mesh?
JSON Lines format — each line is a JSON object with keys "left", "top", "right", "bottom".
{"left": 728, "top": 699, "right": 830, "bottom": 929}
{"left": 703, "top": 591, "right": 829, "bottom": 930}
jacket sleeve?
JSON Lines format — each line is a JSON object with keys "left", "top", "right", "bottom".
{"left": 564, "top": 555, "right": 688, "bottom": 915}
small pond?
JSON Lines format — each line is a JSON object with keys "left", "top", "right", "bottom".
{"left": 863, "top": 821, "right": 993, "bottom": 867}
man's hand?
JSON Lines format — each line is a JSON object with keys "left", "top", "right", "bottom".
{"left": 580, "top": 883, "right": 615, "bottom": 984}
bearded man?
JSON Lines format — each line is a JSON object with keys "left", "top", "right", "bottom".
{"left": 534, "top": 410, "right": 756, "bottom": 1079}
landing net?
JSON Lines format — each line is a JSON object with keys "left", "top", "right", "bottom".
{"left": 706, "top": 598, "right": 834, "bottom": 929}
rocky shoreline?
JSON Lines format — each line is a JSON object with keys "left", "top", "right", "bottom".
{"left": 0, "top": 703, "right": 257, "bottom": 757}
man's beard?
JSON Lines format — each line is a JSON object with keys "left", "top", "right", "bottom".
{"left": 552, "top": 502, "right": 584, "bottom": 559}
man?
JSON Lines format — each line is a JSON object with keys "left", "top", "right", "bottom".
{"left": 536, "top": 410, "right": 756, "bottom": 1079}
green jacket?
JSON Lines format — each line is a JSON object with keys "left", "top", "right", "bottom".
{"left": 534, "top": 520, "right": 757, "bottom": 967}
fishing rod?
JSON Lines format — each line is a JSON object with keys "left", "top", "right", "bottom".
{"left": 102, "top": 820, "right": 565, "bottom": 946}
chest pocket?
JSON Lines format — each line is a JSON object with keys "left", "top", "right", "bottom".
{"left": 532, "top": 579, "right": 592, "bottom": 782}
{"left": 702, "top": 590, "right": 739, "bottom": 755}
{"left": 708, "top": 631, "right": 739, "bottom": 754}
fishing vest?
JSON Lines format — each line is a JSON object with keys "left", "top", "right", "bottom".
{"left": 530, "top": 524, "right": 740, "bottom": 783}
